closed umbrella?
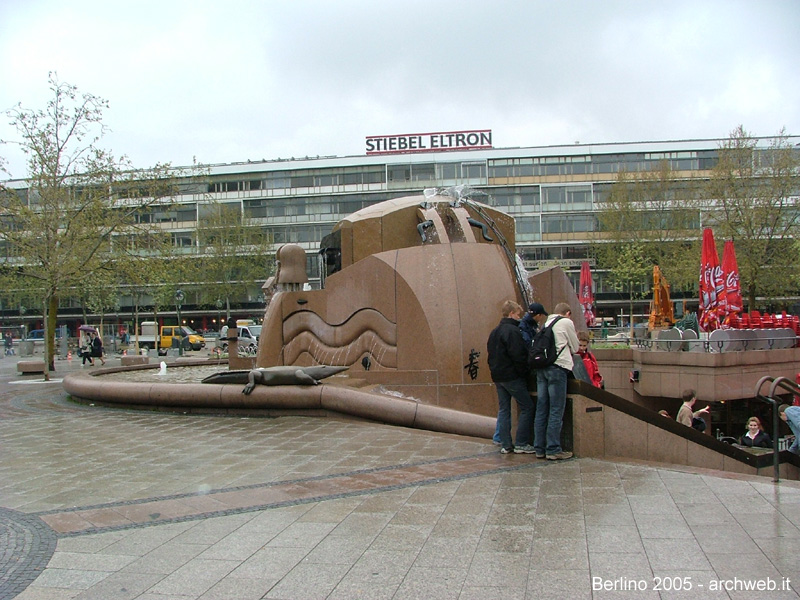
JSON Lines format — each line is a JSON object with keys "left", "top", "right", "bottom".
{"left": 699, "top": 228, "right": 724, "bottom": 332}
{"left": 579, "top": 261, "right": 595, "bottom": 328}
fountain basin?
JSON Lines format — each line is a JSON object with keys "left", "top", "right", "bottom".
{"left": 62, "top": 360, "right": 495, "bottom": 439}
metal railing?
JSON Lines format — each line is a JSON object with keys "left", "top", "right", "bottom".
{"left": 754, "top": 375, "right": 798, "bottom": 483}
{"left": 596, "top": 333, "right": 798, "bottom": 353}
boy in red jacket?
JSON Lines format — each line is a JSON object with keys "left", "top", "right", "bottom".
{"left": 577, "top": 331, "right": 603, "bottom": 388}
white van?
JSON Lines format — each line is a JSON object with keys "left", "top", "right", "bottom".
{"left": 220, "top": 323, "right": 261, "bottom": 351}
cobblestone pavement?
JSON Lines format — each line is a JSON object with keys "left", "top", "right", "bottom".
{"left": 1, "top": 353, "right": 799, "bottom": 599}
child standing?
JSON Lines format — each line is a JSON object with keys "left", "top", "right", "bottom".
{"left": 577, "top": 331, "right": 603, "bottom": 388}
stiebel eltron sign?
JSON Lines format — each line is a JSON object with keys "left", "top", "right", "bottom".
{"left": 365, "top": 129, "right": 492, "bottom": 155}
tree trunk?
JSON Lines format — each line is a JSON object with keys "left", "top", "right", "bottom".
{"left": 629, "top": 282, "right": 635, "bottom": 339}
{"left": 45, "top": 295, "right": 58, "bottom": 376}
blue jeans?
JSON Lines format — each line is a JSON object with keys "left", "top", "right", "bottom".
{"left": 535, "top": 365, "right": 568, "bottom": 455}
{"left": 494, "top": 378, "right": 533, "bottom": 449}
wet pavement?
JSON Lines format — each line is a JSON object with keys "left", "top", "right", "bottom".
{"left": 1, "top": 352, "right": 799, "bottom": 599}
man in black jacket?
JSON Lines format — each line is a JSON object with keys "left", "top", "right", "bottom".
{"left": 487, "top": 300, "right": 535, "bottom": 454}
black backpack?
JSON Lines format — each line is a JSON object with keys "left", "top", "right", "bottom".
{"left": 528, "top": 316, "right": 565, "bottom": 369}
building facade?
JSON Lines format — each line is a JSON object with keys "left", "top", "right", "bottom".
{"left": 3, "top": 134, "right": 799, "bottom": 334}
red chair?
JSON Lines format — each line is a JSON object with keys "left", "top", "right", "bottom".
{"left": 738, "top": 313, "right": 751, "bottom": 328}
{"left": 749, "top": 310, "right": 762, "bottom": 328}
{"left": 761, "top": 313, "right": 775, "bottom": 328}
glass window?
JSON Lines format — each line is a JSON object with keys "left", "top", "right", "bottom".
{"left": 315, "top": 174, "right": 337, "bottom": 186}
{"left": 411, "top": 163, "right": 435, "bottom": 181}
{"left": 176, "top": 205, "right": 197, "bottom": 222}
{"left": 541, "top": 187, "right": 565, "bottom": 211}
{"left": 516, "top": 216, "right": 540, "bottom": 234}
{"left": 171, "top": 233, "right": 194, "bottom": 247}
{"left": 342, "top": 173, "right": 361, "bottom": 185}
{"left": 364, "top": 170, "right": 386, "bottom": 184}
{"left": 462, "top": 162, "right": 486, "bottom": 179}
{"left": 388, "top": 165, "right": 410, "bottom": 182}
{"left": 489, "top": 186, "right": 540, "bottom": 208}
{"left": 437, "top": 163, "right": 458, "bottom": 180}
{"left": 542, "top": 214, "right": 596, "bottom": 233}
{"left": 176, "top": 182, "right": 208, "bottom": 194}
{"left": 265, "top": 173, "right": 291, "bottom": 189}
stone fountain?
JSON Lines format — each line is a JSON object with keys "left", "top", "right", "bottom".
{"left": 63, "top": 187, "right": 585, "bottom": 438}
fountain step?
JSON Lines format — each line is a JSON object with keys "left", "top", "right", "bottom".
{"left": 17, "top": 360, "right": 46, "bottom": 374}
{"left": 121, "top": 356, "right": 150, "bottom": 366}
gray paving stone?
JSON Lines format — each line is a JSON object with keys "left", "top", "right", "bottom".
{"left": 2, "top": 359, "right": 800, "bottom": 599}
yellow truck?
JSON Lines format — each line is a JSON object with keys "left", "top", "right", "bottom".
{"left": 138, "top": 321, "right": 206, "bottom": 352}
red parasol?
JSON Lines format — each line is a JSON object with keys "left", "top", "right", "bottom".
{"left": 579, "top": 261, "right": 595, "bottom": 328}
{"left": 721, "top": 240, "right": 742, "bottom": 319}
{"left": 699, "top": 228, "right": 724, "bottom": 331}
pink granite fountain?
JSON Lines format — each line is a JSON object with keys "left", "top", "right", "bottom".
{"left": 63, "top": 188, "right": 585, "bottom": 438}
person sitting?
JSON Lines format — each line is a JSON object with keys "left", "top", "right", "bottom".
{"left": 577, "top": 331, "right": 603, "bottom": 388}
{"left": 738, "top": 416, "right": 772, "bottom": 448}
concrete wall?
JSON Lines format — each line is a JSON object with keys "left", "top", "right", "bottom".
{"left": 594, "top": 346, "right": 800, "bottom": 403}
{"left": 569, "top": 383, "right": 800, "bottom": 481}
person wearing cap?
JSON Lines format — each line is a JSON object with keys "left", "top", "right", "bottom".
{"left": 487, "top": 300, "right": 536, "bottom": 454}
{"left": 778, "top": 404, "right": 800, "bottom": 454}
{"left": 519, "top": 303, "right": 541, "bottom": 348}
{"left": 533, "top": 302, "right": 579, "bottom": 460}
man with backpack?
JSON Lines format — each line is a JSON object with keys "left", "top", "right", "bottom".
{"left": 487, "top": 300, "right": 536, "bottom": 454}
{"left": 531, "top": 302, "right": 579, "bottom": 460}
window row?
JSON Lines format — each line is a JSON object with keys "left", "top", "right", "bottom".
{"left": 128, "top": 184, "right": 604, "bottom": 225}
{"left": 208, "top": 166, "right": 387, "bottom": 193}
{"left": 515, "top": 214, "right": 598, "bottom": 235}
{"left": 165, "top": 222, "right": 333, "bottom": 249}
{"left": 488, "top": 150, "right": 719, "bottom": 177}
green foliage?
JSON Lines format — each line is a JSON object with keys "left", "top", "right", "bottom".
{"left": 0, "top": 74, "right": 178, "bottom": 371}
{"left": 191, "top": 200, "right": 274, "bottom": 319}
{"left": 705, "top": 126, "right": 800, "bottom": 310}
{"left": 593, "top": 161, "right": 702, "bottom": 295}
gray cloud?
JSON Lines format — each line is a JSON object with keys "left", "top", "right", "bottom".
{"left": 1, "top": 0, "right": 798, "bottom": 178}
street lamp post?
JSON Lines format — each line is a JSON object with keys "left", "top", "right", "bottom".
{"left": 175, "top": 289, "right": 185, "bottom": 356}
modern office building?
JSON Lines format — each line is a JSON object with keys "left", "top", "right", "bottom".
{"left": 3, "top": 130, "right": 798, "bottom": 332}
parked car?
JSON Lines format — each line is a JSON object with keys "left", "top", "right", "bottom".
{"left": 221, "top": 325, "right": 261, "bottom": 351}
{"left": 27, "top": 329, "right": 68, "bottom": 341}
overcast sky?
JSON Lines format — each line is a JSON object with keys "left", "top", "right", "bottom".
{"left": 1, "top": 0, "right": 798, "bottom": 179}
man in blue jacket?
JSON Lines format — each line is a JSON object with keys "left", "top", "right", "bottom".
{"left": 487, "top": 300, "right": 535, "bottom": 454}
{"left": 778, "top": 404, "right": 800, "bottom": 454}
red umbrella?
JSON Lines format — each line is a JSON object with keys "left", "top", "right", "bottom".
{"left": 699, "top": 228, "right": 724, "bottom": 331}
{"left": 721, "top": 240, "right": 742, "bottom": 317}
{"left": 579, "top": 261, "right": 595, "bottom": 328}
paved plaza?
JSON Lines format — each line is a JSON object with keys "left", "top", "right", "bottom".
{"left": 1, "top": 353, "right": 799, "bottom": 599}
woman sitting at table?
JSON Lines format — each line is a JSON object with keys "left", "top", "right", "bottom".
{"left": 739, "top": 416, "right": 772, "bottom": 448}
